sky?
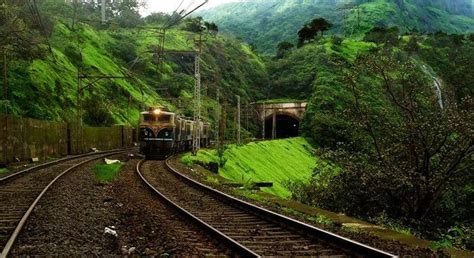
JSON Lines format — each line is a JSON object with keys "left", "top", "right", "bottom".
{"left": 140, "top": 0, "right": 243, "bottom": 16}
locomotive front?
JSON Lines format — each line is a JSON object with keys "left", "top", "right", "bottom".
{"left": 139, "top": 108, "right": 176, "bottom": 158}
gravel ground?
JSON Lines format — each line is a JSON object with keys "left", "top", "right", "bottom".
{"left": 169, "top": 156, "right": 439, "bottom": 257}
{"left": 110, "top": 157, "right": 232, "bottom": 256}
{"left": 12, "top": 154, "right": 231, "bottom": 256}
{"left": 11, "top": 153, "right": 129, "bottom": 256}
{"left": 142, "top": 160, "right": 351, "bottom": 257}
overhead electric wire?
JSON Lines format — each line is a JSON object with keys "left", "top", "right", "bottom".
{"left": 164, "top": 0, "right": 208, "bottom": 30}
{"left": 161, "top": 0, "right": 186, "bottom": 30}
{"left": 25, "top": 0, "right": 54, "bottom": 55}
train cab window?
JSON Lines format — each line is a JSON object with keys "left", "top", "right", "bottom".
{"left": 142, "top": 114, "right": 172, "bottom": 123}
{"left": 143, "top": 114, "right": 154, "bottom": 122}
{"left": 157, "top": 114, "right": 172, "bottom": 122}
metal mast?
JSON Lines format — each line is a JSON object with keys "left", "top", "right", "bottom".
{"left": 192, "top": 52, "right": 201, "bottom": 155}
{"left": 215, "top": 89, "right": 220, "bottom": 150}
{"left": 101, "top": 0, "right": 106, "bottom": 24}
{"left": 237, "top": 95, "right": 241, "bottom": 145}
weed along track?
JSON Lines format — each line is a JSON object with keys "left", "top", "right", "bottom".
{"left": 138, "top": 159, "right": 396, "bottom": 257}
{"left": 0, "top": 150, "right": 127, "bottom": 257}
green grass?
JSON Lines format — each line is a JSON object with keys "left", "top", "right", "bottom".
{"left": 92, "top": 163, "right": 123, "bottom": 183}
{"left": 0, "top": 168, "right": 9, "bottom": 174}
{"left": 183, "top": 137, "right": 339, "bottom": 198}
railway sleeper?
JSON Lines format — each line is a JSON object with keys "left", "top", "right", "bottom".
{"left": 0, "top": 219, "right": 20, "bottom": 224}
{"left": 225, "top": 234, "right": 302, "bottom": 240}
{"left": 207, "top": 220, "right": 271, "bottom": 226}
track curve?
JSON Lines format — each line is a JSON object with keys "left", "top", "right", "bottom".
{"left": 0, "top": 150, "right": 128, "bottom": 258}
{"left": 137, "top": 158, "right": 397, "bottom": 257}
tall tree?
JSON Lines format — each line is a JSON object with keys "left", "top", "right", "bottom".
{"left": 310, "top": 18, "right": 332, "bottom": 36}
{"left": 297, "top": 25, "right": 316, "bottom": 47}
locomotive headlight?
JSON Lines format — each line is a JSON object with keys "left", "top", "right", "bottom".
{"left": 153, "top": 109, "right": 162, "bottom": 115}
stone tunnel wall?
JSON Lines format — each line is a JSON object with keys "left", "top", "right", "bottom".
{"left": 0, "top": 113, "right": 135, "bottom": 165}
{"left": 251, "top": 102, "right": 307, "bottom": 139}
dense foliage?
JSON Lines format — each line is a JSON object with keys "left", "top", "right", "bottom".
{"left": 270, "top": 30, "right": 473, "bottom": 248}
{"left": 0, "top": 1, "right": 268, "bottom": 126}
{"left": 199, "top": 0, "right": 474, "bottom": 53}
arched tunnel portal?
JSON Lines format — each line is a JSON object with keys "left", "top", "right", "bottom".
{"left": 264, "top": 113, "right": 300, "bottom": 139}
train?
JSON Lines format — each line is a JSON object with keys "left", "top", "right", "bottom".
{"left": 139, "top": 107, "right": 211, "bottom": 158}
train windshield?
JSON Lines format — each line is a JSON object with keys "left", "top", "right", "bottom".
{"left": 142, "top": 114, "right": 172, "bottom": 123}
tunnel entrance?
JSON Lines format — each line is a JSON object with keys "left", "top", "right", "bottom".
{"left": 265, "top": 115, "right": 300, "bottom": 139}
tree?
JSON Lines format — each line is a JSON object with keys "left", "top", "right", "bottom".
{"left": 109, "top": 0, "right": 145, "bottom": 28}
{"left": 297, "top": 17, "right": 332, "bottom": 47}
{"left": 310, "top": 18, "right": 332, "bottom": 36}
{"left": 297, "top": 25, "right": 316, "bottom": 47}
{"left": 344, "top": 49, "right": 473, "bottom": 221}
{"left": 288, "top": 47, "right": 473, "bottom": 236}
{"left": 364, "top": 26, "right": 400, "bottom": 45}
{"left": 184, "top": 17, "right": 205, "bottom": 33}
{"left": 275, "top": 41, "right": 294, "bottom": 58}
{"left": 204, "top": 21, "right": 219, "bottom": 36}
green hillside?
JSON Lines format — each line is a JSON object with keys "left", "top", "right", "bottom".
{"left": 1, "top": 2, "right": 268, "bottom": 126}
{"left": 182, "top": 137, "right": 339, "bottom": 198}
{"left": 199, "top": 0, "right": 474, "bottom": 53}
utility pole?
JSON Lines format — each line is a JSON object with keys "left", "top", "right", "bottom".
{"left": 215, "top": 88, "right": 220, "bottom": 150}
{"left": 192, "top": 53, "right": 201, "bottom": 155}
{"left": 246, "top": 104, "right": 250, "bottom": 132}
{"left": 220, "top": 104, "right": 226, "bottom": 144}
{"left": 72, "top": 0, "right": 77, "bottom": 30}
{"left": 101, "top": 0, "right": 106, "bottom": 25}
{"left": 262, "top": 103, "right": 265, "bottom": 139}
{"left": 2, "top": 50, "right": 7, "bottom": 100}
{"left": 237, "top": 95, "right": 241, "bottom": 145}
{"left": 192, "top": 31, "right": 205, "bottom": 155}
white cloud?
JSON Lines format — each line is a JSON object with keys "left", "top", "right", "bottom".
{"left": 140, "top": 0, "right": 244, "bottom": 16}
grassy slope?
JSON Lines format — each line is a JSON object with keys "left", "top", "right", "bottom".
{"left": 6, "top": 20, "right": 268, "bottom": 126}
{"left": 183, "top": 137, "right": 338, "bottom": 198}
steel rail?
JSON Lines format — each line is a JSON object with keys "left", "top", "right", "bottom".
{"left": 0, "top": 148, "right": 132, "bottom": 184}
{"left": 164, "top": 157, "right": 398, "bottom": 258}
{"left": 136, "top": 159, "right": 260, "bottom": 257}
{"left": 0, "top": 150, "right": 129, "bottom": 258}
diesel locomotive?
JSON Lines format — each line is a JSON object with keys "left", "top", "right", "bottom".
{"left": 139, "top": 107, "right": 210, "bottom": 158}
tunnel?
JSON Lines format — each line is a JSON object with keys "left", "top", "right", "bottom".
{"left": 265, "top": 114, "right": 300, "bottom": 139}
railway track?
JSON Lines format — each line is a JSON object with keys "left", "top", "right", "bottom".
{"left": 137, "top": 159, "right": 397, "bottom": 257}
{"left": 0, "top": 149, "right": 129, "bottom": 258}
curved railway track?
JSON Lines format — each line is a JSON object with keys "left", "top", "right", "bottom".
{"left": 0, "top": 149, "right": 129, "bottom": 258}
{"left": 137, "top": 158, "right": 397, "bottom": 257}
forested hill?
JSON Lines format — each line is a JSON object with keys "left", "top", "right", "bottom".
{"left": 199, "top": 0, "right": 474, "bottom": 53}
{"left": 0, "top": 1, "right": 267, "bottom": 126}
